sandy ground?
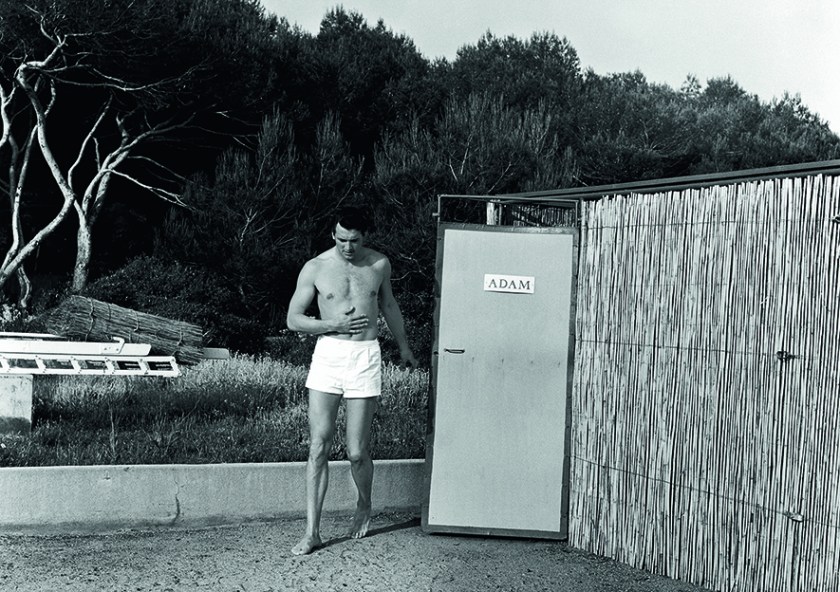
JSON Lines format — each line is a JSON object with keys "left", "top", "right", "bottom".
{"left": 1, "top": 512, "right": 713, "bottom": 592}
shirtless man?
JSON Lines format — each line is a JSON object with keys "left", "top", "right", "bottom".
{"left": 286, "top": 207, "right": 418, "bottom": 556}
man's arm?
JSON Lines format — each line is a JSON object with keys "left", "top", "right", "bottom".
{"left": 379, "top": 258, "right": 419, "bottom": 368}
{"left": 286, "top": 261, "right": 368, "bottom": 336}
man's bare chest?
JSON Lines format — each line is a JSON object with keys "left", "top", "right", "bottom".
{"left": 316, "top": 266, "right": 381, "bottom": 302}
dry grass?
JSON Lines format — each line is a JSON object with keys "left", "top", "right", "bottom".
{"left": 0, "top": 355, "right": 429, "bottom": 467}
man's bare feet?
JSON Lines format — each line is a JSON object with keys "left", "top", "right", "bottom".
{"left": 291, "top": 534, "right": 322, "bottom": 556}
{"left": 349, "top": 505, "right": 372, "bottom": 539}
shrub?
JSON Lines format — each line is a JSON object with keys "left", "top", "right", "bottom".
{"left": 264, "top": 330, "right": 317, "bottom": 365}
{"left": 82, "top": 256, "right": 267, "bottom": 354}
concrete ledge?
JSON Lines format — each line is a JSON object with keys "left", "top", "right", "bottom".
{"left": 0, "top": 375, "right": 33, "bottom": 435}
{"left": 0, "top": 459, "right": 425, "bottom": 534}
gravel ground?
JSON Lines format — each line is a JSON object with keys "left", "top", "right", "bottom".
{"left": 1, "top": 512, "right": 713, "bottom": 592}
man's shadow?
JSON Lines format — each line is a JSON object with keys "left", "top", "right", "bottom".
{"left": 319, "top": 516, "right": 420, "bottom": 551}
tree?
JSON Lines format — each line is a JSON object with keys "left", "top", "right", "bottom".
{"left": 372, "top": 92, "right": 577, "bottom": 335}
{"left": 0, "top": 67, "right": 39, "bottom": 308}
{"left": 575, "top": 70, "right": 699, "bottom": 184}
{"left": 447, "top": 32, "right": 583, "bottom": 146}
{"left": 686, "top": 78, "right": 840, "bottom": 172}
{"left": 297, "top": 8, "right": 441, "bottom": 166}
{"left": 758, "top": 93, "right": 840, "bottom": 163}
{"left": 0, "top": 0, "right": 289, "bottom": 302}
{"left": 156, "top": 110, "right": 364, "bottom": 327}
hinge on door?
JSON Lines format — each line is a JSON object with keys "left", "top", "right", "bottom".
{"left": 775, "top": 350, "right": 799, "bottom": 362}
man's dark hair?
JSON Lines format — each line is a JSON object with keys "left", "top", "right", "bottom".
{"left": 335, "top": 206, "right": 374, "bottom": 235}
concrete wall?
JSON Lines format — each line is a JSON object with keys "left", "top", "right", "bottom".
{"left": 0, "top": 375, "right": 33, "bottom": 434}
{"left": 0, "top": 459, "right": 425, "bottom": 534}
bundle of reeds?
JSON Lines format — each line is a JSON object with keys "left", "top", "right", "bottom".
{"left": 44, "top": 296, "right": 205, "bottom": 364}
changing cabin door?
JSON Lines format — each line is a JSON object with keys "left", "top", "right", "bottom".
{"left": 423, "top": 225, "right": 576, "bottom": 539}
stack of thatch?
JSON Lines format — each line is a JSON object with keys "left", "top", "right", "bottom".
{"left": 44, "top": 296, "right": 205, "bottom": 364}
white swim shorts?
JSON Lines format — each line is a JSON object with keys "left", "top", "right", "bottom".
{"left": 305, "top": 336, "right": 382, "bottom": 398}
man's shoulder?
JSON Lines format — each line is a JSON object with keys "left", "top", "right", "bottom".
{"left": 307, "top": 250, "right": 334, "bottom": 266}
{"left": 364, "top": 248, "right": 389, "bottom": 266}
{"left": 299, "top": 252, "right": 330, "bottom": 277}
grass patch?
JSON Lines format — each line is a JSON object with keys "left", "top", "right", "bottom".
{"left": 0, "top": 356, "right": 429, "bottom": 467}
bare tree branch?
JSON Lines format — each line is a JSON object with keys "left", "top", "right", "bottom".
{"left": 68, "top": 95, "right": 111, "bottom": 192}
{"left": 105, "top": 168, "right": 189, "bottom": 207}
{"left": 0, "top": 81, "right": 15, "bottom": 149}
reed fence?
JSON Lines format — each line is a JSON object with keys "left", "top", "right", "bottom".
{"left": 570, "top": 173, "right": 840, "bottom": 592}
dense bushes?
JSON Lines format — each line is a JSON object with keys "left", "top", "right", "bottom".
{"left": 82, "top": 256, "right": 269, "bottom": 354}
{"left": 75, "top": 252, "right": 433, "bottom": 362}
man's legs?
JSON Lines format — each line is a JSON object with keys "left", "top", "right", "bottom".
{"left": 344, "top": 397, "right": 378, "bottom": 539}
{"left": 291, "top": 389, "right": 341, "bottom": 556}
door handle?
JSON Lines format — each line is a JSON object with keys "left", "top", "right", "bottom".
{"left": 444, "top": 348, "right": 465, "bottom": 354}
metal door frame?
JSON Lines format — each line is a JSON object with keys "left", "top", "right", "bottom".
{"left": 422, "top": 220, "right": 579, "bottom": 539}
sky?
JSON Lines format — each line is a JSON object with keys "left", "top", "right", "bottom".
{"left": 260, "top": 0, "right": 839, "bottom": 135}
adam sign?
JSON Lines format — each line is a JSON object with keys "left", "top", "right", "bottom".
{"left": 483, "top": 274, "right": 535, "bottom": 294}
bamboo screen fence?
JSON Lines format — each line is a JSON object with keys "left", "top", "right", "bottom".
{"left": 570, "top": 173, "right": 840, "bottom": 592}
